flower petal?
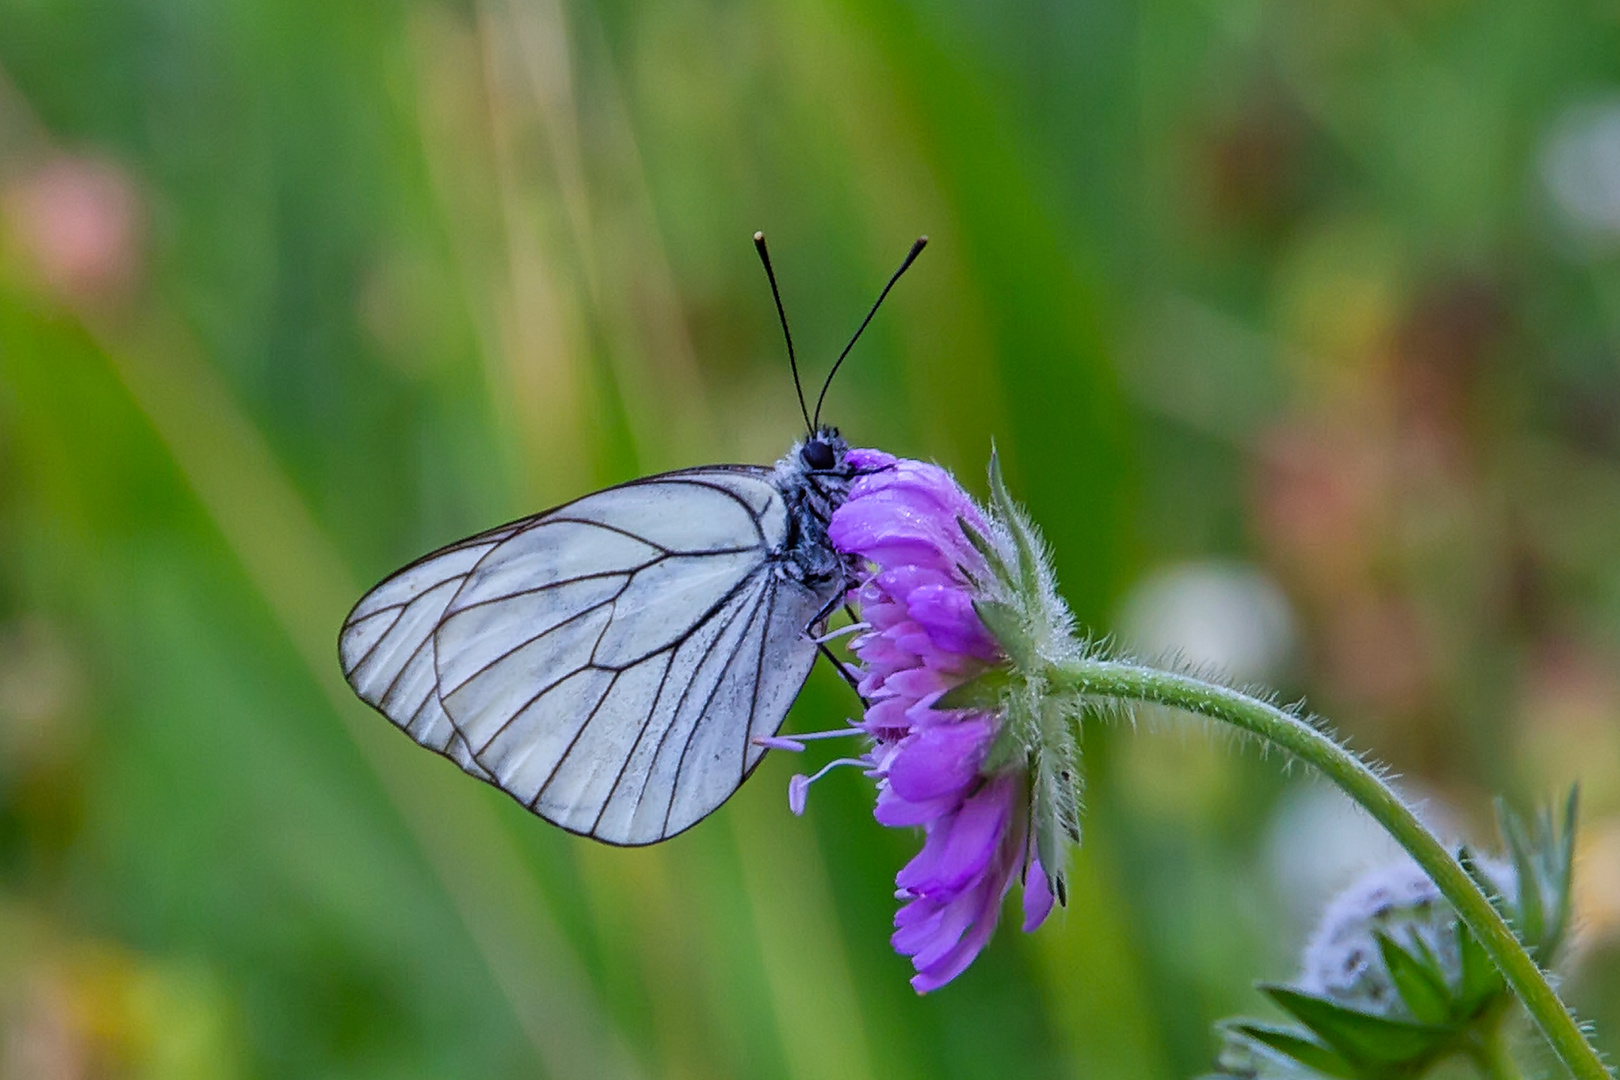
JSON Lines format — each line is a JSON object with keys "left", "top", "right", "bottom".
{"left": 885, "top": 719, "right": 992, "bottom": 804}
{"left": 895, "top": 887, "right": 978, "bottom": 966}
{"left": 905, "top": 584, "right": 998, "bottom": 659}
{"left": 910, "top": 872, "right": 1008, "bottom": 993}
{"left": 1022, "top": 858, "right": 1055, "bottom": 932}
{"left": 894, "top": 777, "right": 1011, "bottom": 895}
{"left": 873, "top": 785, "right": 958, "bottom": 827}
{"left": 846, "top": 448, "right": 898, "bottom": 473}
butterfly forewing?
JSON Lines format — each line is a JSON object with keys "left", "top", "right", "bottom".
{"left": 339, "top": 466, "right": 838, "bottom": 846}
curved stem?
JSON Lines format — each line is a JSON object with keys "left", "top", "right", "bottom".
{"left": 1047, "top": 658, "right": 1610, "bottom": 1080}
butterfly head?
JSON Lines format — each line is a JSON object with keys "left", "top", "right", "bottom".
{"left": 776, "top": 428, "right": 856, "bottom": 510}
{"left": 799, "top": 427, "right": 847, "bottom": 473}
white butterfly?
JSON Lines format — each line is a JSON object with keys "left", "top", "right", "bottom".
{"left": 338, "top": 235, "right": 925, "bottom": 845}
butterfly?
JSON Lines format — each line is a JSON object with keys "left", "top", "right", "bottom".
{"left": 339, "top": 234, "right": 926, "bottom": 845}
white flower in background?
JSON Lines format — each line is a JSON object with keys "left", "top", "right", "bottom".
{"left": 1119, "top": 560, "right": 1296, "bottom": 686}
{"left": 1540, "top": 95, "right": 1620, "bottom": 247}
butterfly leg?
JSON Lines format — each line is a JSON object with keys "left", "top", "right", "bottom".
{"left": 815, "top": 638, "right": 867, "bottom": 703}
{"left": 804, "top": 591, "right": 869, "bottom": 704}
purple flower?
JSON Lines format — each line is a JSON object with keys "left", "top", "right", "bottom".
{"left": 817, "top": 449, "right": 1055, "bottom": 993}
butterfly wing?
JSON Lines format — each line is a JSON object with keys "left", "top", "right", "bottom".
{"left": 340, "top": 521, "right": 527, "bottom": 780}
{"left": 340, "top": 467, "right": 838, "bottom": 845}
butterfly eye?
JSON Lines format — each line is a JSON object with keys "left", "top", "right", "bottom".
{"left": 801, "top": 440, "right": 836, "bottom": 471}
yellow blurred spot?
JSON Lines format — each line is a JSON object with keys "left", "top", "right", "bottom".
{"left": 0, "top": 904, "right": 242, "bottom": 1080}
{"left": 1271, "top": 216, "right": 1405, "bottom": 401}
{"left": 1574, "top": 819, "right": 1620, "bottom": 947}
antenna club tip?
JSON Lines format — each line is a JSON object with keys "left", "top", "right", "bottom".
{"left": 753, "top": 230, "right": 766, "bottom": 243}
{"left": 917, "top": 235, "right": 929, "bottom": 245}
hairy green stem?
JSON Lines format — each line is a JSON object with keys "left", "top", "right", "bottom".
{"left": 1047, "top": 658, "right": 1610, "bottom": 1080}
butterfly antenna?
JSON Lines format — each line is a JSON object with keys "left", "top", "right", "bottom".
{"left": 754, "top": 231, "right": 813, "bottom": 436}
{"left": 812, "top": 236, "right": 928, "bottom": 429}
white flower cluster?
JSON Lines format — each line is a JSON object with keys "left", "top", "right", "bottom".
{"left": 1298, "top": 857, "right": 1515, "bottom": 1018}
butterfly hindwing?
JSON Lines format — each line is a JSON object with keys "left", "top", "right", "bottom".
{"left": 340, "top": 467, "right": 835, "bottom": 846}
{"left": 339, "top": 522, "right": 528, "bottom": 780}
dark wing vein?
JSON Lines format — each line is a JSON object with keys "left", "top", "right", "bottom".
{"left": 342, "top": 608, "right": 401, "bottom": 679}
{"left": 661, "top": 575, "right": 772, "bottom": 835}
{"left": 617, "top": 478, "right": 770, "bottom": 544}
{"left": 540, "top": 517, "right": 674, "bottom": 555}
{"left": 376, "top": 629, "right": 433, "bottom": 712}
{"left": 588, "top": 555, "right": 773, "bottom": 670}
{"left": 441, "top": 588, "right": 626, "bottom": 700}
{"left": 624, "top": 569, "right": 767, "bottom": 832}
{"left": 443, "top": 566, "right": 652, "bottom": 618}
{"left": 529, "top": 668, "right": 623, "bottom": 810}
{"left": 589, "top": 646, "right": 682, "bottom": 837}
{"left": 742, "top": 581, "right": 778, "bottom": 783}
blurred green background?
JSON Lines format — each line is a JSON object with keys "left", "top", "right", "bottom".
{"left": 2, "top": 0, "right": 1619, "bottom": 1076}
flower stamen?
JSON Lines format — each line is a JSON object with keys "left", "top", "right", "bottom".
{"left": 788, "top": 757, "right": 877, "bottom": 815}
{"left": 752, "top": 722, "right": 867, "bottom": 753}
{"left": 811, "top": 622, "right": 870, "bottom": 644}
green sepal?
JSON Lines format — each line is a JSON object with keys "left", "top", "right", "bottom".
{"left": 1031, "top": 741, "right": 1080, "bottom": 905}
{"left": 934, "top": 666, "right": 1012, "bottom": 712}
{"left": 1373, "top": 932, "right": 1451, "bottom": 1026}
{"left": 973, "top": 599, "right": 1036, "bottom": 670}
{"left": 1226, "top": 1021, "right": 1360, "bottom": 1079}
{"left": 986, "top": 449, "right": 1041, "bottom": 601}
{"left": 956, "top": 514, "right": 1013, "bottom": 592}
{"left": 980, "top": 692, "right": 1031, "bottom": 775}
{"left": 1260, "top": 985, "right": 1452, "bottom": 1070}
{"left": 1037, "top": 698, "right": 1082, "bottom": 843}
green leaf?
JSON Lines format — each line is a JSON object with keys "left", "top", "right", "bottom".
{"left": 1544, "top": 785, "right": 1579, "bottom": 959}
{"left": 1497, "top": 797, "right": 1545, "bottom": 949}
{"left": 1402, "top": 926, "right": 1443, "bottom": 982}
{"left": 1459, "top": 847, "right": 1514, "bottom": 929}
{"left": 1261, "top": 986, "right": 1453, "bottom": 1070}
{"left": 1374, "top": 932, "right": 1452, "bottom": 1026}
{"left": 1454, "top": 919, "right": 1506, "bottom": 1016}
{"left": 1229, "top": 1022, "right": 1361, "bottom": 1078}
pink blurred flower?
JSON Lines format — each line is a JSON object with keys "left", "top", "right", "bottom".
{"left": 3, "top": 154, "right": 142, "bottom": 306}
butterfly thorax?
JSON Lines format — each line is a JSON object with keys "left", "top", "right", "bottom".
{"left": 770, "top": 429, "right": 858, "bottom": 591}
